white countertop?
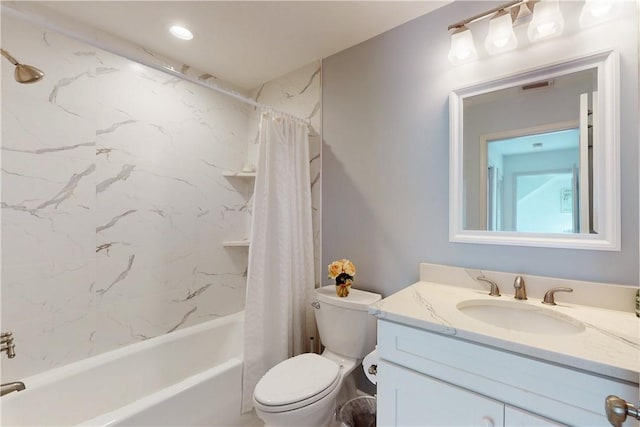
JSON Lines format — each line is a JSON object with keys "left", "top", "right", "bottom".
{"left": 371, "top": 280, "right": 640, "bottom": 383}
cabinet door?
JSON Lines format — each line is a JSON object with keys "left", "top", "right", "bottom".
{"left": 505, "top": 406, "right": 568, "bottom": 427}
{"left": 378, "top": 361, "right": 504, "bottom": 427}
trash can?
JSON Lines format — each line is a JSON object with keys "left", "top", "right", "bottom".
{"left": 339, "top": 395, "right": 376, "bottom": 427}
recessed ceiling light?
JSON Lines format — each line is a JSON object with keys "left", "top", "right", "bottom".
{"left": 169, "top": 25, "right": 194, "bottom": 41}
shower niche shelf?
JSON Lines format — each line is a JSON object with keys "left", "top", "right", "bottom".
{"left": 221, "top": 169, "right": 254, "bottom": 250}
{"left": 223, "top": 171, "right": 256, "bottom": 178}
{"left": 223, "top": 240, "right": 250, "bottom": 247}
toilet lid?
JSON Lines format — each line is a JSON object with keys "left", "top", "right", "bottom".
{"left": 254, "top": 353, "right": 341, "bottom": 407}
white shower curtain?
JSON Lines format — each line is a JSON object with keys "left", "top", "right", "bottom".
{"left": 242, "top": 111, "right": 315, "bottom": 412}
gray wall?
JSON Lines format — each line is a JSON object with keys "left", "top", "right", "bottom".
{"left": 322, "top": 1, "right": 639, "bottom": 296}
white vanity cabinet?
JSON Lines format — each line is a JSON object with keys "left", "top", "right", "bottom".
{"left": 377, "top": 319, "right": 639, "bottom": 427}
{"left": 379, "top": 361, "right": 506, "bottom": 426}
{"left": 504, "top": 406, "right": 567, "bottom": 426}
{"left": 379, "top": 361, "right": 565, "bottom": 426}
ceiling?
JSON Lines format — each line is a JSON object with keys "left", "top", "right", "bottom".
{"left": 37, "top": 1, "right": 449, "bottom": 90}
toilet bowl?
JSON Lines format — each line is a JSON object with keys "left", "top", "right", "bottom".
{"left": 253, "top": 286, "right": 381, "bottom": 427}
{"left": 253, "top": 353, "right": 349, "bottom": 427}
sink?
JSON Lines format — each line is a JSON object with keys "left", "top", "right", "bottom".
{"left": 456, "top": 299, "right": 585, "bottom": 335}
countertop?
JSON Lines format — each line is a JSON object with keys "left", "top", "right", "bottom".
{"left": 370, "top": 280, "right": 640, "bottom": 383}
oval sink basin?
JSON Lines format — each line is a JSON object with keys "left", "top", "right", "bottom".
{"left": 457, "top": 299, "right": 585, "bottom": 335}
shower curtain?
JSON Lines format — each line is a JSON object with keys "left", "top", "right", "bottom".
{"left": 242, "top": 111, "right": 315, "bottom": 412}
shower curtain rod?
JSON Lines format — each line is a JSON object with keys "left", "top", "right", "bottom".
{"left": 1, "top": 3, "right": 312, "bottom": 127}
{"left": 154, "top": 63, "right": 312, "bottom": 126}
{"left": 127, "top": 58, "right": 312, "bottom": 126}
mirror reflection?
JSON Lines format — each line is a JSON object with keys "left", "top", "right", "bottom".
{"left": 463, "top": 68, "right": 597, "bottom": 234}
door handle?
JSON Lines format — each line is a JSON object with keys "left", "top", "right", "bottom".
{"left": 605, "top": 395, "right": 640, "bottom": 427}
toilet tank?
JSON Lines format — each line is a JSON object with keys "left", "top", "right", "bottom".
{"left": 313, "top": 285, "right": 381, "bottom": 359}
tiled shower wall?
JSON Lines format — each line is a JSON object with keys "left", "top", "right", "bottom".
{"left": 1, "top": 13, "right": 321, "bottom": 380}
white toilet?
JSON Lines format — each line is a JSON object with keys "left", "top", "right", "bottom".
{"left": 253, "top": 285, "right": 381, "bottom": 427}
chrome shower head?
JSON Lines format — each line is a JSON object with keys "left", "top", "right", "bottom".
{"left": 1, "top": 48, "right": 44, "bottom": 84}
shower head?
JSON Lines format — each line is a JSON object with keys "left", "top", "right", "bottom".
{"left": 1, "top": 49, "right": 44, "bottom": 84}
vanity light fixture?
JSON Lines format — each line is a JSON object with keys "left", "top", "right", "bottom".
{"left": 579, "top": 0, "right": 618, "bottom": 28}
{"left": 447, "top": 0, "right": 538, "bottom": 64}
{"left": 169, "top": 25, "right": 194, "bottom": 41}
{"left": 485, "top": 9, "right": 518, "bottom": 55}
{"left": 527, "top": 0, "right": 565, "bottom": 42}
{"left": 447, "top": 0, "right": 622, "bottom": 64}
{"left": 448, "top": 25, "right": 478, "bottom": 65}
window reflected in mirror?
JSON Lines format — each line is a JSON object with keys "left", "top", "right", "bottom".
{"left": 484, "top": 127, "right": 593, "bottom": 234}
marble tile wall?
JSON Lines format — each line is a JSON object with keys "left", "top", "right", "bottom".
{"left": 1, "top": 14, "right": 254, "bottom": 380}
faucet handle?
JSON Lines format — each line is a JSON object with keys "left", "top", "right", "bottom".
{"left": 476, "top": 275, "right": 501, "bottom": 297}
{"left": 542, "top": 287, "right": 573, "bottom": 305}
{"left": 1, "top": 331, "right": 16, "bottom": 358}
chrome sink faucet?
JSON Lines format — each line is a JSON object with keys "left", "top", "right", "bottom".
{"left": 476, "top": 275, "right": 501, "bottom": 297}
{"left": 514, "top": 276, "right": 527, "bottom": 300}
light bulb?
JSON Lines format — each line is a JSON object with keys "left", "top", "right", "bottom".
{"left": 591, "top": 3, "right": 612, "bottom": 16}
{"left": 484, "top": 10, "right": 517, "bottom": 55}
{"left": 580, "top": 0, "right": 617, "bottom": 28}
{"left": 448, "top": 26, "right": 478, "bottom": 65}
{"left": 528, "top": 0, "right": 565, "bottom": 42}
{"left": 493, "top": 38, "right": 509, "bottom": 48}
{"left": 536, "top": 21, "right": 557, "bottom": 36}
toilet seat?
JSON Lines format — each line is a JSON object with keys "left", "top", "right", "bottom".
{"left": 254, "top": 353, "right": 341, "bottom": 413}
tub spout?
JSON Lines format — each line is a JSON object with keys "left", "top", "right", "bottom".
{"left": 1, "top": 381, "right": 25, "bottom": 397}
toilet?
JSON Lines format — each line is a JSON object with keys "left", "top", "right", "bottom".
{"left": 253, "top": 285, "right": 381, "bottom": 427}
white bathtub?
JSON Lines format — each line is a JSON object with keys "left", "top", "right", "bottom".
{"left": 1, "top": 311, "right": 251, "bottom": 426}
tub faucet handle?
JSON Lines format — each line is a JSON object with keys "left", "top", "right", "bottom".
{"left": 0, "top": 332, "right": 15, "bottom": 359}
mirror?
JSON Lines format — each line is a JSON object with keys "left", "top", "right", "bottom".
{"left": 449, "top": 51, "right": 619, "bottom": 250}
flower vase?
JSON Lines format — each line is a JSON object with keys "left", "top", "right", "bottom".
{"left": 336, "top": 274, "right": 352, "bottom": 298}
{"left": 328, "top": 262, "right": 355, "bottom": 298}
{"left": 336, "top": 283, "right": 351, "bottom": 297}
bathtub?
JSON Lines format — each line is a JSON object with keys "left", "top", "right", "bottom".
{"left": 1, "top": 311, "right": 250, "bottom": 426}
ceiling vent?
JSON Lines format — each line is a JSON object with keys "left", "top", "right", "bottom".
{"left": 521, "top": 79, "right": 554, "bottom": 92}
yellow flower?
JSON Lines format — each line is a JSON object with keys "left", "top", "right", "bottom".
{"left": 342, "top": 259, "right": 356, "bottom": 277}
{"left": 327, "top": 259, "right": 356, "bottom": 279}
{"left": 328, "top": 261, "right": 343, "bottom": 279}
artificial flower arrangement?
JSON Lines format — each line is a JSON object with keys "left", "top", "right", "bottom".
{"left": 328, "top": 258, "right": 356, "bottom": 297}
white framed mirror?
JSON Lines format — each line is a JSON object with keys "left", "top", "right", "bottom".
{"left": 449, "top": 50, "right": 619, "bottom": 250}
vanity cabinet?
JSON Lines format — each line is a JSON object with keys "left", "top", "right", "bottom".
{"left": 379, "top": 361, "right": 566, "bottom": 427}
{"left": 377, "top": 320, "right": 638, "bottom": 427}
{"left": 379, "top": 361, "right": 505, "bottom": 426}
{"left": 504, "top": 406, "right": 567, "bottom": 426}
